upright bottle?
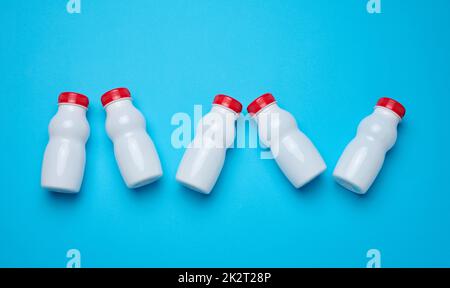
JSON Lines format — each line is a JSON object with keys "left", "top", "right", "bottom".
{"left": 102, "top": 88, "right": 163, "bottom": 188}
{"left": 41, "top": 92, "right": 90, "bottom": 193}
{"left": 247, "top": 93, "right": 326, "bottom": 188}
{"left": 333, "top": 97, "right": 406, "bottom": 194}
{"left": 176, "top": 95, "right": 242, "bottom": 194}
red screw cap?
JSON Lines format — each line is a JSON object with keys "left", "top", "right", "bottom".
{"left": 376, "top": 97, "right": 406, "bottom": 119}
{"left": 101, "top": 88, "right": 131, "bottom": 107}
{"left": 58, "top": 92, "right": 89, "bottom": 108}
{"left": 213, "top": 94, "right": 243, "bottom": 114}
{"left": 247, "top": 93, "right": 276, "bottom": 116}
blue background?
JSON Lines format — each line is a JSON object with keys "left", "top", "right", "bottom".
{"left": 1, "top": 0, "right": 449, "bottom": 268}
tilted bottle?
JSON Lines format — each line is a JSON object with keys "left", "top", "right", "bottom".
{"left": 247, "top": 93, "right": 326, "bottom": 188}
{"left": 176, "top": 95, "right": 242, "bottom": 194}
{"left": 333, "top": 97, "right": 406, "bottom": 194}
{"left": 102, "top": 88, "right": 163, "bottom": 188}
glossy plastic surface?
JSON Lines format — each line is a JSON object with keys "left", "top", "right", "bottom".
{"left": 105, "top": 98, "right": 163, "bottom": 188}
{"left": 41, "top": 104, "right": 90, "bottom": 193}
{"left": 254, "top": 102, "right": 326, "bottom": 188}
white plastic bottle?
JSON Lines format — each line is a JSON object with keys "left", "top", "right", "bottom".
{"left": 102, "top": 88, "right": 163, "bottom": 188}
{"left": 247, "top": 93, "right": 326, "bottom": 188}
{"left": 41, "top": 92, "right": 90, "bottom": 193}
{"left": 333, "top": 97, "right": 406, "bottom": 194}
{"left": 176, "top": 95, "right": 242, "bottom": 194}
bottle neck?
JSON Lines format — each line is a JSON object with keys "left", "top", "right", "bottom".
{"left": 211, "top": 104, "right": 239, "bottom": 120}
{"left": 253, "top": 102, "right": 279, "bottom": 124}
{"left": 58, "top": 104, "right": 87, "bottom": 115}
{"left": 373, "top": 106, "right": 401, "bottom": 126}
{"left": 105, "top": 98, "right": 134, "bottom": 113}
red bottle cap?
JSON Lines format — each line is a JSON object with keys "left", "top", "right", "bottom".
{"left": 247, "top": 93, "right": 276, "bottom": 116}
{"left": 101, "top": 88, "right": 131, "bottom": 107}
{"left": 376, "top": 97, "right": 406, "bottom": 119}
{"left": 213, "top": 94, "right": 243, "bottom": 114}
{"left": 58, "top": 92, "right": 89, "bottom": 108}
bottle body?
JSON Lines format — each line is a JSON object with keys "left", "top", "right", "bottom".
{"left": 255, "top": 103, "right": 326, "bottom": 188}
{"left": 176, "top": 105, "right": 238, "bottom": 194}
{"left": 41, "top": 104, "right": 90, "bottom": 193}
{"left": 333, "top": 107, "right": 400, "bottom": 194}
{"left": 105, "top": 99, "right": 162, "bottom": 188}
